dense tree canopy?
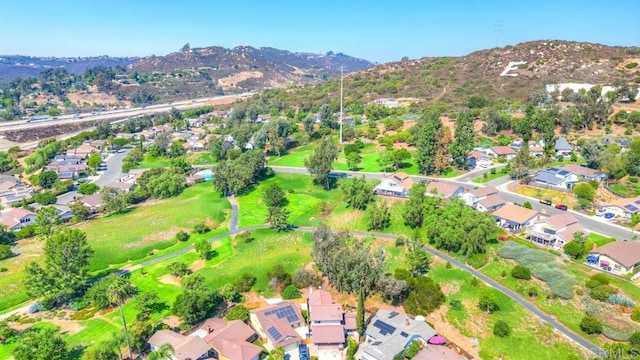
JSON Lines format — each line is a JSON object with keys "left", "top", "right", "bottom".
{"left": 305, "top": 137, "right": 338, "bottom": 189}
{"left": 24, "top": 229, "right": 93, "bottom": 301}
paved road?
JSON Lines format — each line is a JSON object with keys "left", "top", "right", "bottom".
{"left": 270, "top": 165, "right": 636, "bottom": 241}
{"left": 0, "top": 94, "right": 253, "bottom": 132}
{"left": 0, "top": 193, "right": 605, "bottom": 356}
{"left": 56, "top": 149, "right": 131, "bottom": 205}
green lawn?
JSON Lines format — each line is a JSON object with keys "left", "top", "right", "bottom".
{"left": 138, "top": 154, "right": 172, "bottom": 169}
{"left": 236, "top": 173, "right": 343, "bottom": 228}
{"left": 197, "top": 229, "right": 313, "bottom": 296}
{"left": 586, "top": 233, "right": 616, "bottom": 248}
{"left": 78, "top": 183, "right": 231, "bottom": 271}
{"left": 608, "top": 181, "right": 640, "bottom": 198}
{"left": 267, "top": 144, "right": 314, "bottom": 167}
{"left": 472, "top": 171, "right": 508, "bottom": 183}
{"left": 0, "top": 184, "right": 231, "bottom": 314}
{"left": 0, "top": 238, "right": 44, "bottom": 312}
{"left": 430, "top": 263, "right": 585, "bottom": 359}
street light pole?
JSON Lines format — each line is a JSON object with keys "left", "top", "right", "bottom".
{"left": 339, "top": 66, "right": 343, "bottom": 143}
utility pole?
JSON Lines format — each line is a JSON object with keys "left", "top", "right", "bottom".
{"left": 339, "top": 65, "right": 344, "bottom": 143}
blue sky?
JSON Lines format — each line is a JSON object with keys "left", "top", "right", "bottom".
{"left": 2, "top": 0, "right": 638, "bottom": 63}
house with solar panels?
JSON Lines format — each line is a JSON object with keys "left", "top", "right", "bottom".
{"left": 362, "top": 309, "right": 438, "bottom": 360}
{"left": 533, "top": 167, "right": 580, "bottom": 189}
{"left": 600, "top": 196, "right": 640, "bottom": 219}
{"left": 249, "top": 302, "right": 304, "bottom": 355}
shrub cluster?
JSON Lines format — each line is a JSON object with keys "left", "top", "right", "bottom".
{"left": 498, "top": 242, "right": 574, "bottom": 299}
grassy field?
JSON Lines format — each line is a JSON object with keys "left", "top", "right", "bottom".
{"left": 236, "top": 173, "right": 343, "bottom": 228}
{"left": 78, "top": 183, "right": 231, "bottom": 271}
{"left": 138, "top": 154, "right": 171, "bottom": 169}
{"left": 0, "top": 238, "right": 45, "bottom": 312}
{"left": 511, "top": 184, "right": 578, "bottom": 208}
{"left": 197, "top": 230, "right": 313, "bottom": 296}
{"left": 269, "top": 142, "right": 464, "bottom": 178}
{"left": 472, "top": 171, "right": 508, "bottom": 184}
{"left": 430, "top": 263, "right": 586, "bottom": 359}
{"left": 186, "top": 152, "right": 216, "bottom": 165}
{"left": 479, "top": 239, "right": 640, "bottom": 347}
{"left": 608, "top": 179, "right": 640, "bottom": 198}
{"left": 586, "top": 233, "right": 616, "bottom": 248}
{"left": 326, "top": 197, "right": 412, "bottom": 236}
{"left": 0, "top": 184, "right": 230, "bottom": 314}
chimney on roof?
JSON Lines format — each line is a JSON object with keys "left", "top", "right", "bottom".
{"left": 537, "top": 214, "right": 541, "bottom": 221}
{"left": 405, "top": 319, "right": 410, "bottom": 326}
{"left": 207, "top": 326, "right": 213, "bottom": 333}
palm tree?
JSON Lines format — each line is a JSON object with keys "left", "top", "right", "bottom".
{"left": 147, "top": 343, "right": 174, "bottom": 360}
{"left": 106, "top": 276, "right": 134, "bottom": 359}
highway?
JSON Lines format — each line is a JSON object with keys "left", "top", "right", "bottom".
{"left": 269, "top": 165, "right": 637, "bottom": 241}
{"left": 0, "top": 93, "right": 253, "bottom": 132}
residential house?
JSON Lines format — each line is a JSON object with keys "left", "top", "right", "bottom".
{"left": 362, "top": 309, "right": 438, "bottom": 360}
{"left": 53, "top": 154, "right": 83, "bottom": 164}
{"left": 460, "top": 186, "right": 498, "bottom": 207}
{"left": 199, "top": 318, "right": 262, "bottom": 360}
{"left": 0, "top": 208, "right": 37, "bottom": 231}
{"left": 557, "top": 164, "right": 606, "bottom": 182}
{"left": 555, "top": 137, "right": 573, "bottom": 156}
{"left": 476, "top": 194, "right": 506, "bottom": 213}
{"left": 527, "top": 213, "right": 586, "bottom": 249}
{"left": 529, "top": 144, "right": 544, "bottom": 157}
{"left": 148, "top": 330, "right": 213, "bottom": 360}
{"left": 84, "top": 140, "right": 107, "bottom": 149}
{"left": 425, "top": 182, "right": 464, "bottom": 200}
{"left": 533, "top": 167, "right": 580, "bottom": 189}
{"left": 468, "top": 151, "right": 492, "bottom": 169}
{"left": 600, "top": 197, "right": 640, "bottom": 219}
{"left": 51, "top": 205, "right": 73, "bottom": 222}
{"left": 0, "top": 178, "right": 32, "bottom": 207}
{"left": 187, "top": 118, "right": 203, "bottom": 128}
{"left": 307, "top": 289, "right": 346, "bottom": 352}
{"left": 106, "top": 180, "right": 136, "bottom": 193}
{"left": 374, "top": 172, "right": 415, "bottom": 197}
{"left": 66, "top": 143, "right": 99, "bottom": 159}
{"left": 81, "top": 194, "right": 103, "bottom": 213}
{"left": 45, "top": 163, "right": 88, "bottom": 180}
{"left": 249, "top": 302, "right": 304, "bottom": 352}
{"left": 186, "top": 174, "right": 207, "bottom": 185}
{"left": 492, "top": 204, "right": 540, "bottom": 231}
{"left": 485, "top": 146, "right": 516, "bottom": 160}
{"left": 374, "top": 98, "right": 401, "bottom": 108}
{"left": 587, "top": 241, "right": 640, "bottom": 275}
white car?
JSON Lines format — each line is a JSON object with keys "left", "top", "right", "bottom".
{"left": 595, "top": 208, "right": 606, "bottom": 216}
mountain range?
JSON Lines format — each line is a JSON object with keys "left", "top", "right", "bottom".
{"left": 0, "top": 55, "right": 138, "bottom": 79}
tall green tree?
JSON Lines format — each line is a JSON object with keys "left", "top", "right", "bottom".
{"left": 263, "top": 183, "right": 286, "bottom": 208}
{"left": 34, "top": 206, "right": 63, "bottom": 239}
{"left": 403, "top": 183, "right": 425, "bottom": 228}
{"left": 12, "top": 326, "right": 70, "bottom": 360}
{"left": 23, "top": 229, "right": 93, "bottom": 301}
{"left": 415, "top": 110, "right": 442, "bottom": 175}
{"left": 367, "top": 201, "right": 391, "bottom": 230}
{"left": 580, "top": 139, "right": 605, "bottom": 169}
{"left": 356, "top": 288, "right": 365, "bottom": 334}
{"left": 87, "top": 153, "right": 103, "bottom": 170}
{"left": 173, "top": 274, "right": 222, "bottom": 324}
{"left": 106, "top": 275, "right": 135, "bottom": 360}
{"left": 305, "top": 136, "right": 338, "bottom": 189}
{"left": 451, "top": 110, "right": 474, "bottom": 169}
{"left": 511, "top": 145, "right": 531, "bottom": 180}
{"left": 147, "top": 343, "right": 175, "bottom": 360}
{"left": 267, "top": 206, "right": 290, "bottom": 232}
{"left": 341, "top": 176, "right": 374, "bottom": 210}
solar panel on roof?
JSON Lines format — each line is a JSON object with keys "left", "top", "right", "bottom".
{"left": 557, "top": 170, "right": 570, "bottom": 176}
{"left": 373, "top": 320, "right": 396, "bottom": 336}
{"left": 267, "top": 326, "right": 283, "bottom": 341}
{"left": 635, "top": 200, "right": 640, "bottom": 205}
{"left": 625, "top": 204, "right": 639, "bottom": 212}
{"left": 400, "top": 332, "right": 409, "bottom": 337}
{"left": 388, "top": 311, "right": 400, "bottom": 319}
{"left": 372, "top": 341, "right": 382, "bottom": 346}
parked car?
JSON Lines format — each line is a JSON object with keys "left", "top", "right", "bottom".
{"left": 596, "top": 208, "right": 606, "bottom": 216}
{"left": 604, "top": 213, "right": 615, "bottom": 219}
{"left": 555, "top": 204, "right": 568, "bottom": 211}
{"left": 540, "top": 198, "right": 552, "bottom": 206}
